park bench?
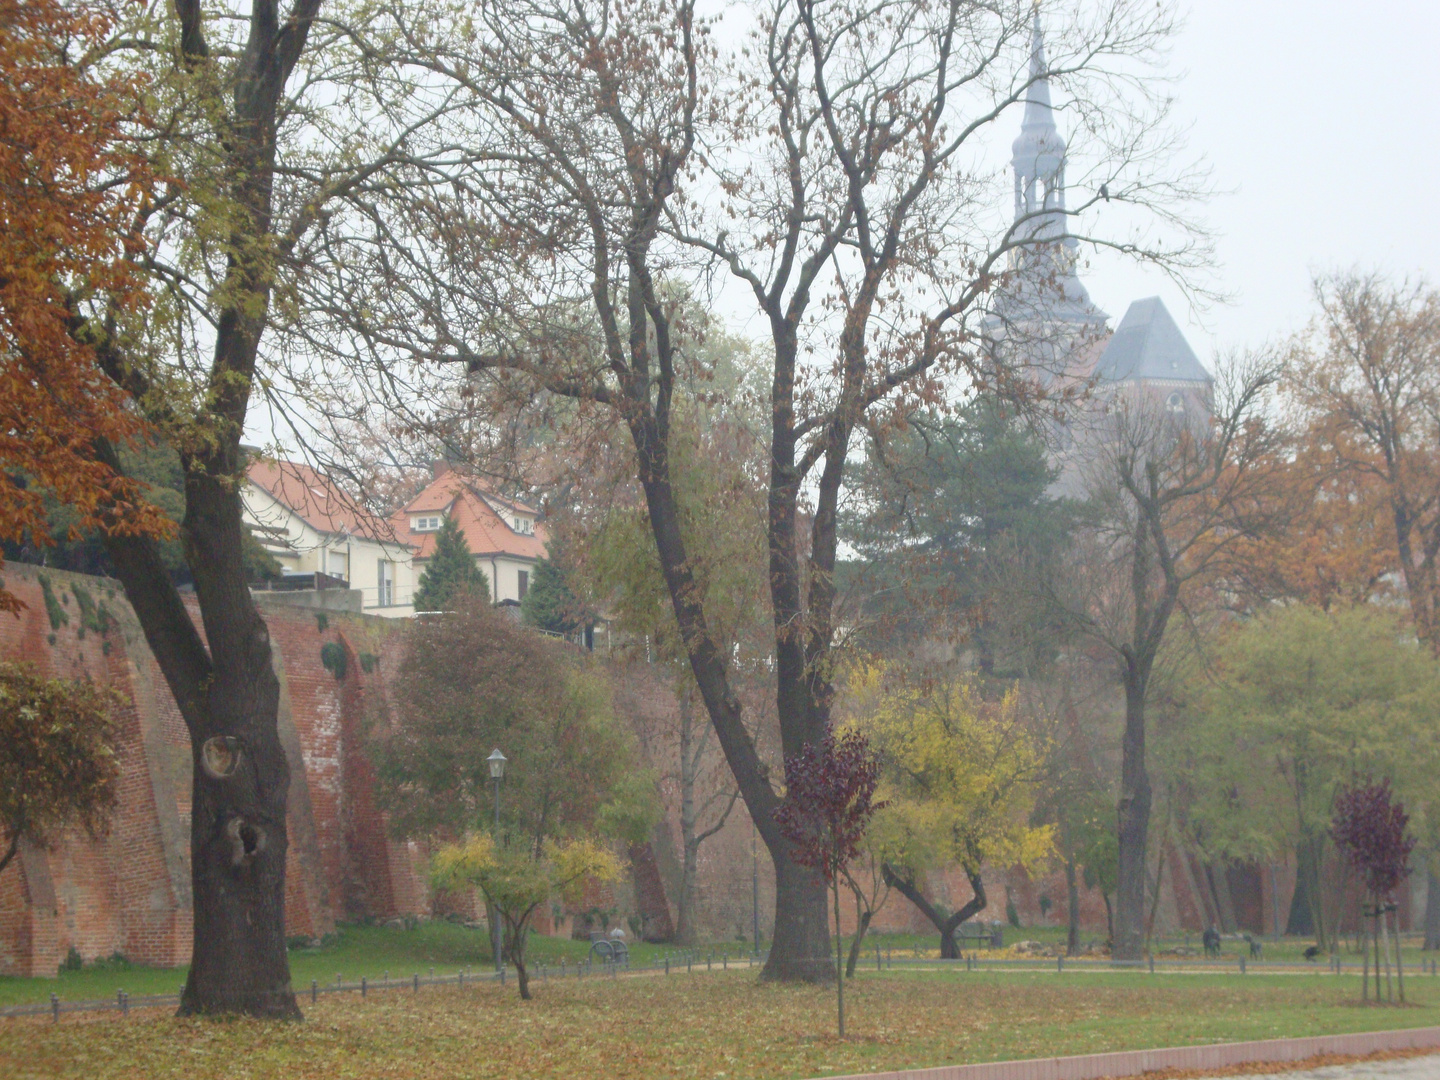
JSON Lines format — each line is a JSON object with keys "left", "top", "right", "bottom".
{"left": 956, "top": 922, "right": 1003, "bottom": 949}
{"left": 589, "top": 934, "right": 629, "bottom": 963}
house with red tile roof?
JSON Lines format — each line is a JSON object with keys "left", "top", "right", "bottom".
{"left": 243, "top": 459, "right": 417, "bottom": 616}
{"left": 393, "top": 465, "right": 548, "bottom": 605}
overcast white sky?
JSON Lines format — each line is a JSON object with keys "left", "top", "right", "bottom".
{"left": 1083, "top": 1, "right": 1440, "bottom": 362}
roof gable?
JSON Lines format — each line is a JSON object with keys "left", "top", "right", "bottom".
{"left": 395, "top": 473, "right": 547, "bottom": 561}
{"left": 246, "top": 460, "right": 402, "bottom": 544}
{"left": 1092, "top": 297, "right": 1211, "bottom": 385}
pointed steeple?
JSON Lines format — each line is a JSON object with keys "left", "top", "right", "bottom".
{"left": 1011, "top": 8, "right": 1066, "bottom": 238}
{"left": 984, "top": 7, "right": 1105, "bottom": 351}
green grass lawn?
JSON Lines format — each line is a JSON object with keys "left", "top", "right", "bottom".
{"left": 2, "top": 921, "right": 1432, "bottom": 1009}
{"left": 0, "top": 921, "right": 751, "bottom": 1008}
{"left": 1, "top": 968, "right": 1437, "bottom": 1080}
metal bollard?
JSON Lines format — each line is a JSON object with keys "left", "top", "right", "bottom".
{"left": 362, "top": 976, "right": 367, "bottom": 998}
{"left": 413, "top": 972, "right": 419, "bottom": 992}
{"left": 1239, "top": 955, "right": 1246, "bottom": 975}
{"left": 707, "top": 951, "right": 712, "bottom": 971}
{"left": 311, "top": 979, "right": 318, "bottom": 1003}
{"left": 1148, "top": 954, "right": 1155, "bottom": 974}
{"left": 723, "top": 952, "right": 727, "bottom": 970}
{"left": 687, "top": 953, "right": 692, "bottom": 974}
{"left": 459, "top": 970, "right": 465, "bottom": 989}
{"left": 887, "top": 948, "right": 892, "bottom": 969}
{"left": 119, "top": 990, "right": 127, "bottom": 1016}
{"left": 665, "top": 955, "right": 670, "bottom": 975}
{"left": 877, "top": 943, "right": 882, "bottom": 971}
{"left": 1057, "top": 956, "right": 1064, "bottom": 973}
{"left": 51, "top": 993, "right": 59, "bottom": 1024}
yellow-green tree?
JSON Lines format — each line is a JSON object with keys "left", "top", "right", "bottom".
{"left": 1158, "top": 604, "right": 1440, "bottom": 951}
{"left": 844, "top": 661, "right": 1052, "bottom": 958}
{"left": 431, "top": 835, "right": 620, "bottom": 999}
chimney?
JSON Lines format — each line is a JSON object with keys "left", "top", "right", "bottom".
{"left": 431, "top": 459, "right": 451, "bottom": 479}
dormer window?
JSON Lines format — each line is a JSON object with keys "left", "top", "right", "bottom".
{"left": 413, "top": 515, "right": 443, "bottom": 532}
{"left": 513, "top": 516, "right": 534, "bottom": 535}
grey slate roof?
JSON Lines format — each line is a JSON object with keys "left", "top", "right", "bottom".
{"left": 1092, "top": 297, "right": 1211, "bottom": 384}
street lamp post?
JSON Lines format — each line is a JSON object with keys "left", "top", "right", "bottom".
{"left": 487, "top": 748, "right": 507, "bottom": 973}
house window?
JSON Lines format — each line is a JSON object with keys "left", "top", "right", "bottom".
{"left": 377, "top": 559, "right": 394, "bottom": 606}
{"left": 413, "top": 515, "right": 443, "bottom": 532}
{"left": 328, "top": 549, "right": 349, "bottom": 581}
{"left": 517, "top": 569, "right": 529, "bottom": 600}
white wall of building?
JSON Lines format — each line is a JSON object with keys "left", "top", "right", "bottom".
{"left": 242, "top": 484, "right": 417, "bottom": 617}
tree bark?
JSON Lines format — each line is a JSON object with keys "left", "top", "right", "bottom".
{"left": 76, "top": 0, "right": 326, "bottom": 1022}
{"left": 1285, "top": 841, "right": 1316, "bottom": 937}
{"left": 1065, "top": 858, "right": 1080, "bottom": 956}
{"left": 103, "top": 470, "right": 298, "bottom": 1018}
{"left": 844, "top": 878, "right": 874, "bottom": 979}
{"left": 1424, "top": 865, "right": 1440, "bottom": 951}
{"left": 1115, "top": 665, "right": 1152, "bottom": 962}
{"left": 884, "top": 863, "right": 987, "bottom": 958}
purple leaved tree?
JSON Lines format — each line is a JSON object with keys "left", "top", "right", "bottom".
{"left": 1332, "top": 778, "right": 1416, "bottom": 1003}
{"left": 774, "top": 728, "right": 884, "bottom": 1038}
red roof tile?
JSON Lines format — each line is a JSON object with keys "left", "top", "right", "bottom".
{"left": 247, "top": 460, "right": 404, "bottom": 545}
{"left": 394, "top": 474, "right": 547, "bottom": 561}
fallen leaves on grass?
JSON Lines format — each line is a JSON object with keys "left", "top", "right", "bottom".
{"left": 0, "top": 971, "right": 1434, "bottom": 1080}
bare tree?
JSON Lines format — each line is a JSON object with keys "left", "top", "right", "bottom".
{"left": 292, "top": 0, "right": 1206, "bottom": 980}
{"left": 1049, "top": 358, "right": 1287, "bottom": 960}
{"left": 1288, "top": 272, "right": 1440, "bottom": 950}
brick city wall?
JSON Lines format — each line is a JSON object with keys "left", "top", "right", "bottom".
{"left": 0, "top": 564, "right": 428, "bottom": 976}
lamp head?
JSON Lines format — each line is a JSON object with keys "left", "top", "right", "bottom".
{"left": 487, "top": 747, "right": 507, "bottom": 780}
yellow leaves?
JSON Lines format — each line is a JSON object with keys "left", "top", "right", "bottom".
{"left": 429, "top": 835, "right": 620, "bottom": 913}
{"left": 843, "top": 659, "right": 1053, "bottom": 875}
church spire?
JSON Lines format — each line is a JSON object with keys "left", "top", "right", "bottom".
{"left": 1011, "top": 7, "right": 1066, "bottom": 239}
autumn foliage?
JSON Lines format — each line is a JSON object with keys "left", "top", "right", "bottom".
{"left": 0, "top": 0, "right": 167, "bottom": 612}
{"left": 1332, "top": 779, "right": 1415, "bottom": 900}
{"left": 0, "top": 661, "right": 121, "bottom": 877}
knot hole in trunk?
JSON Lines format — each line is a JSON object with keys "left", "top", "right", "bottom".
{"left": 225, "top": 816, "right": 266, "bottom": 867}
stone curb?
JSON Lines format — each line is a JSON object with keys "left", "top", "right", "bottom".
{"left": 808, "top": 1026, "right": 1440, "bottom": 1080}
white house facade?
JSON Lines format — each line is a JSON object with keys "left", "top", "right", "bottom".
{"left": 243, "top": 459, "right": 417, "bottom": 617}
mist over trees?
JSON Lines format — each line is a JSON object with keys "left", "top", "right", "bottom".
{"left": 14, "top": 0, "right": 1440, "bottom": 1016}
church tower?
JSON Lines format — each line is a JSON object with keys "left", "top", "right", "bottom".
{"left": 986, "top": 11, "right": 1106, "bottom": 383}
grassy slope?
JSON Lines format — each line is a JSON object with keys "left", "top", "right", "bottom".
{"left": 1, "top": 969, "right": 1436, "bottom": 1080}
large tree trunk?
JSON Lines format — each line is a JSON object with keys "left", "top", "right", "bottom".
{"left": 1285, "top": 840, "right": 1316, "bottom": 937}
{"left": 767, "top": 857, "right": 833, "bottom": 980}
{"left": 1114, "top": 668, "right": 1152, "bottom": 962}
{"left": 631, "top": 402, "right": 832, "bottom": 982}
{"left": 103, "top": 470, "right": 299, "bottom": 1018}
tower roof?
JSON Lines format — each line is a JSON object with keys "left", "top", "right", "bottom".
{"left": 1092, "top": 297, "right": 1211, "bottom": 384}
{"left": 1011, "top": 8, "right": 1064, "bottom": 167}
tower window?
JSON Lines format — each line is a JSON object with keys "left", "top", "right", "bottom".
{"left": 1165, "top": 392, "right": 1185, "bottom": 415}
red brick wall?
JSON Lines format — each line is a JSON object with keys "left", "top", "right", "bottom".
{"left": 0, "top": 565, "right": 427, "bottom": 975}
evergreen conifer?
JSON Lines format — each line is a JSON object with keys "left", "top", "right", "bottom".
{"left": 413, "top": 516, "right": 489, "bottom": 611}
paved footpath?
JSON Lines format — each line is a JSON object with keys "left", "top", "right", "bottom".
{"left": 1212, "top": 1056, "right": 1440, "bottom": 1079}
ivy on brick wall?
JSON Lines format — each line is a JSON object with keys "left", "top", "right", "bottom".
{"left": 320, "top": 641, "right": 347, "bottom": 680}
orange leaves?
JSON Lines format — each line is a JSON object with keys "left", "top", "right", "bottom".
{"left": 0, "top": 0, "right": 169, "bottom": 611}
